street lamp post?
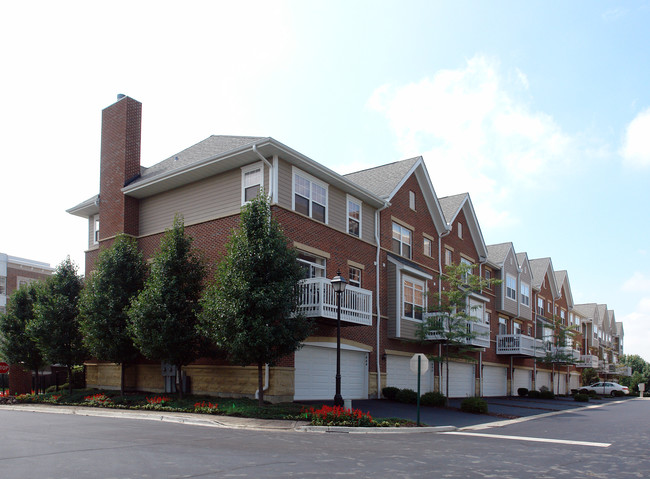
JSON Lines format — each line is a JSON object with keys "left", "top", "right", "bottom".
{"left": 331, "top": 270, "right": 347, "bottom": 407}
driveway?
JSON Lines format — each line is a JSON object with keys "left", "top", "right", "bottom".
{"left": 339, "top": 395, "right": 633, "bottom": 427}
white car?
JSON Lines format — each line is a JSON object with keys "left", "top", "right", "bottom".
{"left": 579, "top": 382, "right": 629, "bottom": 396}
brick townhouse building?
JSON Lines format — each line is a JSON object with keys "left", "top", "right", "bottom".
{"left": 0, "top": 253, "right": 53, "bottom": 316}
{"left": 67, "top": 95, "right": 626, "bottom": 401}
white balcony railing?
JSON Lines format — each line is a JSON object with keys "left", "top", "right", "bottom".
{"left": 424, "top": 314, "right": 490, "bottom": 348}
{"left": 496, "top": 334, "right": 546, "bottom": 358}
{"left": 608, "top": 364, "right": 632, "bottom": 376}
{"left": 296, "top": 277, "right": 372, "bottom": 326}
{"left": 575, "top": 354, "right": 599, "bottom": 368}
{"left": 552, "top": 346, "right": 581, "bottom": 362}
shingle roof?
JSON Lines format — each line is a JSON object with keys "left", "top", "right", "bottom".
{"left": 438, "top": 193, "right": 468, "bottom": 224}
{"left": 487, "top": 242, "right": 513, "bottom": 265}
{"left": 529, "top": 258, "right": 551, "bottom": 290}
{"left": 134, "top": 135, "right": 265, "bottom": 186}
{"left": 516, "top": 252, "right": 528, "bottom": 265}
{"left": 343, "top": 157, "right": 420, "bottom": 199}
{"left": 573, "top": 303, "right": 598, "bottom": 320}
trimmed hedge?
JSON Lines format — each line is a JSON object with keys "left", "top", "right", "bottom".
{"left": 517, "top": 388, "right": 528, "bottom": 397}
{"left": 574, "top": 393, "right": 589, "bottom": 402}
{"left": 396, "top": 388, "right": 418, "bottom": 404}
{"left": 420, "top": 391, "right": 447, "bottom": 407}
{"left": 460, "top": 397, "right": 488, "bottom": 414}
{"left": 539, "top": 390, "right": 555, "bottom": 400}
{"left": 527, "top": 390, "right": 541, "bottom": 398}
{"left": 382, "top": 386, "right": 400, "bottom": 401}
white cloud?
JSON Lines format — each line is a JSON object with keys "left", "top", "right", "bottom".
{"left": 620, "top": 298, "right": 650, "bottom": 360}
{"left": 367, "top": 55, "right": 573, "bottom": 231}
{"left": 621, "top": 108, "right": 650, "bottom": 168}
{"left": 621, "top": 272, "right": 650, "bottom": 293}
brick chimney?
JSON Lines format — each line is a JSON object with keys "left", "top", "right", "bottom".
{"left": 99, "top": 95, "right": 141, "bottom": 240}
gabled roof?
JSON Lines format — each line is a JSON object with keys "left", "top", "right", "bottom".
{"left": 345, "top": 157, "right": 448, "bottom": 235}
{"left": 529, "top": 257, "right": 559, "bottom": 298}
{"left": 487, "top": 242, "right": 514, "bottom": 266}
{"left": 554, "top": 270, "right": 574, "bottom": 309}
{"left": 573, "top": 303, "right": 599, "bottom": 322}
{"left": 67, "top": 194, "right": 100, "bottom": 217}
{"left": 438, "top": 193, "right": 488, "bottom": 261}
{"left": 516, "top": 252, "right": 532, "bottom": 279}
{"left": 616, "top": 321, "right": 624, "bottom": 337}
{"left": 136, "top": 135, "right": 265, "bottom": 185}
{"left": 597, "top": 304, "right": 609, "bottom": 331}
{"left": 344, "top": 157, "right": 419, "bottom": 199}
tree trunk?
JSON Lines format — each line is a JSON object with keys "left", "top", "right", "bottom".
{"left": 257, "top": 362, "right": 264, "bottom": 407}
{"left": 445, "top": 341, "right": 450, "bottom": 405}
{"left": 67, "top": 365, "right": 73, "bottom": 395}
{"left": 176, "top": 365, "right": 183, "bottom": 399}
{"left": 120, "top": 363, "right": 126, "bottom": 397}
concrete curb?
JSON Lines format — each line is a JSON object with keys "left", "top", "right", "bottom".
{"left": 297, "top": 425, "right": 457, "bottom": 434}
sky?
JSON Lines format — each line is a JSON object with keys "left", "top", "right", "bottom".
{"left": 1, "top": 1, "right": 649, "bottom": 360}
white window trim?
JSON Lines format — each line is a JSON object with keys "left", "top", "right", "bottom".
{"left": 292, "top": 166, "right": 328, "bottom": 224}
{"left": 93, "top": 214, "right": 100, "bottom": 245}
{"left": 346, "top": 194, "right": 362, "bottom": 238}
{"left": 392, "top": 222, "right": 412, "bottom": 259}
{"left": 506, "top": 274, "right": 517, "bottom": 301}
{"left": 401, "top": 274, "right": 426, "bottom": 323}
{"left": 348, "top": 265, "right": 362, "bottom": 288}
{"left": 423, "top": 237, "right": 433, "bottom": 257}
{"left": 458, "top": 222, "right": 463, "bottom": 239}
{"left": 520, "top": 282, "right": 530, "bottom": 307}
{"left": 409, "top": 191, "right": 416, "bottom": 210}
{"left": 241, "top": 162, "right": 265, "bottom": 205}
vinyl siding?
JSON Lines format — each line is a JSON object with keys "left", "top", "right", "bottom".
{"left": 387, "top": 262, "right": 397, "bottom": 338}
{"left": 139, "top": 168, "right": 241, "bottom": 236}
{"left": 277, "top": 157, "right": 293, "bottom": 210}
{"left": 502, "top": 250, "right": 519, "bottom": 316}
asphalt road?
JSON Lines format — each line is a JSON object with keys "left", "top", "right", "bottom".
{"left": 1, "top": 399, "right": 648, "bottom": 478}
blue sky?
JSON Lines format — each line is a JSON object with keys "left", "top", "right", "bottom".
{"left": 2, "top": 1, "right": 649, "bottom": 359}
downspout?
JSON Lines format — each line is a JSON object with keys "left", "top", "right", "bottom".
{"left": 437, "top": 227, "right": 451, "bottom": 390}
{"left": 252, "top": 144, "right": 273, "bottom": 201}
{"left": 255, "top": 364, "right": 269, "bottom": 400}
{"left": 533, "top": 290, "right": 537, "bottom": 388}
{"left": 375, "top": 203, "right": 389, "bottom": 398}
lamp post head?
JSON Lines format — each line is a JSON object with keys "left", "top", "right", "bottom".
{"left": 331, "top": 269, "right": 347, "bottom": 293}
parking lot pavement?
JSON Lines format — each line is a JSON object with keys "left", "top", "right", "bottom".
{"left": 341, "top": 396, "right": 632, "bottom": 427}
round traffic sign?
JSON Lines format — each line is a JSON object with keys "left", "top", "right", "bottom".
{"left": 0, "top": 362, "right": 9, "bottom": 374}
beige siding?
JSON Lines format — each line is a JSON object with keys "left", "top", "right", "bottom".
{"left": 387, "top": 262, "right": 397, "bottom": 338}
{"left": 400, "top": 317, "right": 420, "bottom": 340}
{"left": 277, "top": 157, "right": 293, "bottom": 209}
{"left": 519, "top": 262, "right": 533, "bottom": 321}
{"left": 328, "top": 185, "right": 346, "bottom": 231}
{"left": 501, "top": 249, "right": 519, "bottom": 317}
{"left": 87, "top": 216, "right": 94, "bottom": 249}
{"left": 362, "top": 203, "right": 375, "bottom": 243}
{"left": 139, "top": 169, "right": 241, "bottom": 236}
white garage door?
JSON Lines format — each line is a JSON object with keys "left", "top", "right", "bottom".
{"left": 513, "top": 369, "right": 532, "bottom": 394}
{"left": 536, "top": 371, "right": 551, "bottom": 391}
{"left": 557, "top": 373, "right": 567, "bottom": 395}
{"left": 482, "top": 366, "right": 507, "bottom": 397}
{"left": 386, "top": 355, "right": 434, "bottom": 393}
{"left": 441, "top": 362, "right": 475, "bottom": 398}
{"left": 294, "top": 345, "right": 368, "bottom": 400}
{"left": 569, "top": 373, "right": 580, "bottom": 392}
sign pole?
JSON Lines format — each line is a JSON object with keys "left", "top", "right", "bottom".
{"left": 417, "top": 356, "right": 421, "bottom": 427}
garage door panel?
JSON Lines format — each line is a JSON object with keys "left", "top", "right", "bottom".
{"left": 386, "top": 356, "right": 433, "bottom": 393}
{"left": 558, "top": 373, "right": 567, "bottom": 395}
{"left": 295, "top": 345, "right": 368, "bottom": 400}
{"left": 513, "top": 369, "right": 532, "bottom": 393}
{"left": 536, "top": 371, "right": 551, "bottom": 390}
{"left": 441, "top": 362, "right": 475, "bottom": 398}
{"left": 483, "top": 366, "right": 507, "bottom": 397}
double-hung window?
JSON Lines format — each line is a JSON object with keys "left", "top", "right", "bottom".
{"left": 403, "top": 276, "right": 424, "bottom": 321}
{"left": 506, "top": 275, "right": 517, "bottom": 301}
{"left": 498, "top": 317, "right": 508, "bottom": 335}
{"left": 520, "top": 282, "right": 530, "bottom": 306}
{"left": 537, "top": 298, "right": 544, "bottom": 315}
{"left": 423, "top": 237, "right": 432, "bottom": 257}
{"left": 297, "top": 251, "right": 326, "bottom": 279}
{"left": 93, "top": 215, "right": 100, "bottom": 244}
{"left": 241, "top": 163, "right": 263, "bottom": 204}
{"left": 293, "top": 169, "right": 327, "bottom": 223}
{"left": 348, "top": 266, "right": 361, "bottom": 288}
{"left": 460, "top": 257, "right": 472, "bottom": 284}
{"left": 392, "top": 222, "right": 412, "bottom": 259}
{"left": 347, "top": 196, "right": 361, "bottom": 237}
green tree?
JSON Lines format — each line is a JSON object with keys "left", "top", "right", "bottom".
{"left": 79, "top": 234, "right": 146, "bottom": 395}
{"left": 419, "top": 262, "right": 499, "bottom": 402}
{"left": 128, "top": 216, "right": 206, "bottom": 398}
{"left": 28, "top": 258, "right": 86, "bottom": 394}
{"left": 581, "top": 367, "right": 599, "bottom": 386}
{"left": 199, "top": 193, "right": 311, "bottom": 406}
{"left": 0, "top": 282, "right": 46, "bottom": 391}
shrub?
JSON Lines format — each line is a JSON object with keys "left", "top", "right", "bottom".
{"left": 517, "top": 388, "right": 528, "bottom": 397}
{"left": 301, "top": 405, "right": 373, "bottom": 427}
{"left": 574, "top": 393, "right": 589, "bottom": 402}
{"left": 539, "top": 390, "right": 555, "bottom": 400}
{"left": 539, "top": 385, "right": 549, "bottom": 393}
{"left": 396, "top": 388, "right": 418, "bottom": 404}
{"left": 460, "top": 397, "right": 488, "bottom": 414}
{"left": 382, "top": 386, "right": 400, "bottom": 401}
{"left": 420, "top": 391, "right": 447, "bottom": 407}
{"left": 587, "top": 389, "right": 598, "bottom": 397}
{"left": 527, "top": 390, "right": 541, "bottom": 398}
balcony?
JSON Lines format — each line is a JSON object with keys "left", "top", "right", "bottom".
{"left": 496, "top": 334, "right": 546, "bottom": 358}
{"left": 608, "top": 364, "right": 632, "bottom": 376}
{"left": 552, "top": 346, "right": 581, "bottom": 362}
{"left": 575, "top": 354, "right": 599, "bottom": 368}
{"left": 296, "top": 277, "right": 372, "bottom": 326}
{"left": 424, "top": 314, "right": 490, "bottom": 348}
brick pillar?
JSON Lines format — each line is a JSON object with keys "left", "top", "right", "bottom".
{"left": 9, "top": 363, "right": 32, "bottom": 395}
{"left": 99, "top": 95, "right": 142, "bottom": 241}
